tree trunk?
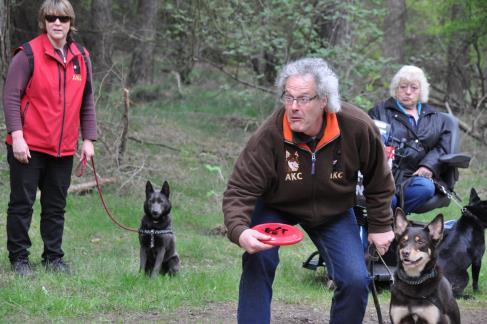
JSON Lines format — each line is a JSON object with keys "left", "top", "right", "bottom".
{"left": 382, "top": 0, "right": 406, "bottom": 68}
{"left": 445, "top": 3, "right": 469, "bottom": 113}
{"left": 127, "top": 0, "right": 158, "bottom": 87}
{"left": 315, "top": 1, "right": 351, "bottom": 47}
{"left": 0, "top": 0, "right": 11, "bottom": 83}
{"left": 91, "top": 0, "right": 114, "bottom": 85}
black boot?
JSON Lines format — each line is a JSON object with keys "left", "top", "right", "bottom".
{"left": 42, "top": 258, "right": 71, "bottom": 274}
{"left": 11, "top": 258, "right": 35, "bottom": 277}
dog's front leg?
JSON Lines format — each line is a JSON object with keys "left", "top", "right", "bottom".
{"left": 151, "top": 247, "right": 166, "bottom": 278}
{"left": 140, "top": 246, "right": 148, "bottom": 273}
{"left": 472, "top": 256, "right": 481, "bottom": 291}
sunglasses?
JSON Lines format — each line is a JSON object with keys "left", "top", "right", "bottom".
{"left": 45, "top": 15, "right": 71, "bottom": 23}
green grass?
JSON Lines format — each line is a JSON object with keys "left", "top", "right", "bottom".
{"left": 0, "top": 76, "right": 486, "bottom": 321}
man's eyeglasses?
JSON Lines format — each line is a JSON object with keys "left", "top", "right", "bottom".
{"left": 281, "top": 94, "right": 318, "bottom": 106}
{"left": 45, "top": 15, "right": 71, "bottom": 23}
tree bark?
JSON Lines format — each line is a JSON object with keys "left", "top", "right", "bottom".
{"left": 0, "top": 0, "right": 11, "bottom": 83}
{"left": 445, "top": 3, "right": 470, "bottom": 113}
{"left": 91, "top": 0, "right": 114, "bottom": 84}
{"left": 315, "top": 1, "right": 351, "bottom": 47}
{"left": 127, "top": 0, "right": 158, "bottom": 87}
{"left": 383, "top": 0, "right": 406, "bottom": 67}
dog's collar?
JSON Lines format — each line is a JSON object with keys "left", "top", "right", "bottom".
{"left": 396, "top": 267, "right": 437, "bottom": 286}
{"left": 139, "top": 228, "right": 173, "bottom": 249}
{"left": 138, "top": 228, "right": 173, "bottom": 235}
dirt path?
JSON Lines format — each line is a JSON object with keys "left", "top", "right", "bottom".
{"left": 111, "top": 300, "right": 487, "bottom": 323}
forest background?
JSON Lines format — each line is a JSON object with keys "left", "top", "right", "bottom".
{"left": 0, "top": 0, "right": 486, "bottom": 322}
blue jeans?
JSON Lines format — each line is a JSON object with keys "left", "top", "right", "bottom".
{"left": 391, "top": 176, "right": 435, "bottom": 214}
{"left": 237, "top": 201, "right": 369, "bottom": 324}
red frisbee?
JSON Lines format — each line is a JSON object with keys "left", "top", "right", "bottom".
{"left": 252, "top": 223, "right": 304, "bottom": 246}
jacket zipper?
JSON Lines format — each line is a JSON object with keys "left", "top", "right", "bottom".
{"left": 57, "top": 64, "right": 61, "bottom": 103}
{"left": 311, "top": 152, "right": 316, "bottom": 175}
{"left": 57, "top": 64, "right": 67, "bottom": 157}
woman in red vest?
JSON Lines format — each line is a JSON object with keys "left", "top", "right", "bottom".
{"left": 2, "top": 0, "right": 97, "bottom": 276}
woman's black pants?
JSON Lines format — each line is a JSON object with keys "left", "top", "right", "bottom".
{"left": 6, "top": 145, "right": 73, "bottom": 263}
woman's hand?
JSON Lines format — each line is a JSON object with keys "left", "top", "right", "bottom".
{"left": 11, "top": 130, "right": 31, "bottom": 164}
{"left": 413, "top": 166, "right": 433, "bottom": 179}
{"left": 80, "top": 139, "right": 94, "bottom": 162}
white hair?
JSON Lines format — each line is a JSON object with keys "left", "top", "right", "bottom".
{"left": 390, "top": 65, "right": 430, "bottom": 103}
{"left": 275, "top": 58, "right": 341, "bottom": 112}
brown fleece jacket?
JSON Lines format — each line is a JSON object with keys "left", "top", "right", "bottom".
{"left": 223, "top": 102, "right": 395, "bottom": 245}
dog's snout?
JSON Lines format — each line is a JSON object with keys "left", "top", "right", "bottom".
{"left": 151, "top": 204, "right": 162, "bottom": 216}
{"left": 401, "top": 249, "right": 410, "bottom": 259}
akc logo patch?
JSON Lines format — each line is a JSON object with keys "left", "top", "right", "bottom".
{"left": 285, "top": 150, "right": 303, "bottom": 181}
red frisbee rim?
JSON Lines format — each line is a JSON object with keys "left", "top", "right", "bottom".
{"left": 252, "top": 223, "right": 304, "bottom": 246}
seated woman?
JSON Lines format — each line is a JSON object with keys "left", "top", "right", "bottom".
{"left": 368, "top": 65, "right": 452, "bottom": 214}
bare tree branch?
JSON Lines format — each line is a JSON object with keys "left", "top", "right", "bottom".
{"left": 128, "top": 136, "right": 180, "bottom": 152}
{"left": 444, "top": 101, "right": 487, "bottom": 146}
{"left": 117, "top": 88, "right": 130, "bottom": 166}
{"left": 196, "top": 57, "right": 275, "bottom": 94}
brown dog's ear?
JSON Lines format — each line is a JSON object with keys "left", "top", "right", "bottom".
{"left": 146, "top": 181, "right": 154, "bottom": 198}
{"left": 393, "top": 207, "right": 409, "bottom": 237}
{"left": 161, "top": 180, "right": 170, "bottom": 197}
{"left": 427, "top": 213, "right": 444, "bottom": 242}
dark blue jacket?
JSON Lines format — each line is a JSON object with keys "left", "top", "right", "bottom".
{"left": 368, "top": 97, "right": 452, "bottom": 181}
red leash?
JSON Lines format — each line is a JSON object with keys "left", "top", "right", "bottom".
{"left": 76, "top": 157, "right": 139, "bottom": 233}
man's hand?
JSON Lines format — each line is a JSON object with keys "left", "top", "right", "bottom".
{"left": 80, "top": 139, "right": 94, "bottom": 162}
{"left": 413, "top": 166, "right": 433, "bottom": 179}
{"left": 368, "top": 230, "right": 394, "bottom": 255}
{"left": 11, "top": 130, "right": 31, "bottom": 164}
{"left": 238, "top": 228, "right": 274, "bottom": 254}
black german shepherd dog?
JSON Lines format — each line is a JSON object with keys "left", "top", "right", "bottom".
{"left": 390, "top": 208, "right": 460, "bottom": 324}
{"left": 139, "top": 181, "right": 180, "bottom": 277}
{"left": 437, "top": 188, "right": 487, "bottom": 298}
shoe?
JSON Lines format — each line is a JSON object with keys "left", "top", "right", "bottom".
{"left": 43, "top": 258, "right": 71, "bottom": 274}
{"left": 11, "top": 258, "right": 35, "bottom": 277}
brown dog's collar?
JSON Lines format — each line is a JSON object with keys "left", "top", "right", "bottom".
{"left": 396, "top": 267, "right": 437, "bottom": 286}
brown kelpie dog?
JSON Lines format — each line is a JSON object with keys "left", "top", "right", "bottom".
{"left": 139, "top": 181, "right": 180, "bottom": 278}
{"left": 390, "top": 208, "right": 460, "bottom": 324}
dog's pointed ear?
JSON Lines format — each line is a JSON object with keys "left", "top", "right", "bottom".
{"left": 162, "top": 181, "right": 170, "bottom": 197}
{"left": 469, "top": 188, "right": 480, "bottom": 204}
{"left": 427, "top": 213, "right": 444, "bottom": 243}
{"left": 146, "top": 181, "right": 154, "bottom": 197}
{"left": 393, "top": 207, "right": 409, "bottom": 237}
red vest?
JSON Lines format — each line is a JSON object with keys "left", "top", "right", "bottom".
{"left": 6, "top": 34, "right": 89, "bottom": 157}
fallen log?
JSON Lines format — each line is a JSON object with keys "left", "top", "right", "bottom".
{"left": 68, "top": 177, "right": 117, "bottom": 194}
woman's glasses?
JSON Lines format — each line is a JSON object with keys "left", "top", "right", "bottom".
{"left": 45, "top": 15, "right": 71, "bottom": 23}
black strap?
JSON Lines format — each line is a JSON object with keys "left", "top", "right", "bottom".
{"left": 21, "top": 40, "right": 90, "bottom": 84}
{"left": 20, "top": 42, "right": 34, "bottom": 77}
{"left": 72, "top": 42, "right": 93, "bottom": 94}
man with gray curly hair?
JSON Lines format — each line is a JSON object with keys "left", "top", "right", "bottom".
{"left": 223, "top": 57, "right": 395, "bottom": 323}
